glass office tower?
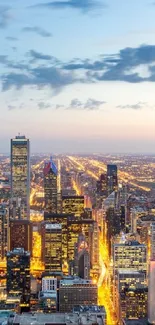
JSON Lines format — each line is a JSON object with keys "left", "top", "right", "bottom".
{"left": 11, "top": 135, "right": 30, "bottom": 219}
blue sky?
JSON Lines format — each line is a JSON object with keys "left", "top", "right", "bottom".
{"left": 0, "top": 0, "right": 155, "bottom": 153}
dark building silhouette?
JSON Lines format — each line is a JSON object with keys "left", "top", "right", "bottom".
{"left": 0, "top": 204, "right": 8, "bottom": 259}
{"left": 8, "top": 219, "right": 32, "bottom": 254}
{"left": 74, "top": 234, "right": 90, "bottom": 279}
{"left": 44, "top": 158, "right": 58, "bottom": 213}
{"left": 6, "top": 248, "right": 30, "bottom": 312}
{"left": 107, "top": 164, "right": 118, "bottom": 196}
{"left": 96, "top": 173, "right": 107, "bottom": 197}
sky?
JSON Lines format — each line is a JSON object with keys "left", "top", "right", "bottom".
{"left": 0, "top": 0, "right": 155, "bottom": 153}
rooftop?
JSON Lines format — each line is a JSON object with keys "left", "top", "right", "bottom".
{"left": 12, "top": 311, "right": 106, "bottom": 325}
{"left": 60, "top": 276, "right": 95, "bottom": 286}
{"left": 123, "top": 319, "right": 148, "bottom": 325}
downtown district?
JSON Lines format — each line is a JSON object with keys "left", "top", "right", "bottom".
{"left": 0, "top": 135, "right": 155, "bottom": 325}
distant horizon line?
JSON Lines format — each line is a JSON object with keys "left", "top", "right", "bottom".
{"left": 0, "top": 152, "right": 154, "bottom": 156}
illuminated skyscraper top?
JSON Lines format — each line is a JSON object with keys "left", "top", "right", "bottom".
{"left": 44, "top": 157, "right": 58, "bottom": 213}
{"left": 11, "top": 135, "right": 30, "bottom": 219}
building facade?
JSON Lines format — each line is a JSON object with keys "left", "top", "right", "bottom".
{"left": 6, "top": 248, "right": 30, "bottom": 311}
{"left": 0, "top": 204, "right": 8, "bottom": 259}
{"left": 59, "top": 277, "right": 97, "bottom": 312}
{"left": 44, "top": 158, "right": 58, "bottom": 214}
{"left": 8, "top": 219, "right": 32, "bottom": 254}
{"left": 11, "top": 135, "right": 30, "bottom": 219}
{"left": 107, "top": 164, "right": 118, "bottom": 196}
{"left": 42, "top": 223, "right": 62, "bottom": 272}
{"left": 62, "top": 195, "right": 84, "bottom": 217}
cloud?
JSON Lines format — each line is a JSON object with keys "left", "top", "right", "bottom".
{"left": 64, "top": 44, "right": 155, "bottom": 83}
{"left": 0, "top": 55, "right": 8, "bottom": 64}
{"left": 28, "top": 50, "right": 57, "bottom": 62}
{"left": 0, "top": 6, "right": 11, "bottom": 28}
{"left": 22, "top": 26, "right": 52, "bottom": 37}
{"left": 38, "top": 102, "right": 51, "bottom": 109}
{"left": 8, "top": 105, "right": 16, "bottom": 111}
{"left": 84, "top": 98, "right": 106, "bottom": 110}
{"left": 2, "top": 66, "right": 76, "bottom": 91}
{"left": 117, "top": 102, "right": 147, "bottom": 110}
{"left": 2, "top": 44, "right": 155, "bottom": 94}
{"left": 68, "top": 98, "right": 106, "bottom": 110}
{"left": 34, "top": 0, "right": 104, "bottom": 13}
{"left": 6, "top": 36, "right": 18, "bottom": 41}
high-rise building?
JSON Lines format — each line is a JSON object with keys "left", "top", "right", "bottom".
{"left": 120, "top": 287, "right": 148, "bottom": 320}
{"left": 0, "top": 204, "right": 8, "bottom": 259}
{"left": 96, "top": 173, "right": 107, "bottom": 197}
{"left": 59, "top": 277, "right": 97, "bottom": 312}
{"left": 42, "top": 276, "right": 57, "bottom": 292}
{"left": 11, "top": 135, "right": 30, "bottom": 219}
{"left": 6, "top": 248, "right": 30, "bottom": 311}
{"left": 150, "top": 222, "right": 155, "bottom": 260}
{"left": 113, "top": 241, "right": 147, "bottom": 277}
{"left": 106, "top": 206, "right": 121, "bottom": 254}
{"left": 44, "top": 158, "right": 58, "bottom": 213}
{"left": 43, "top": 213, "right": 68, "bottom": 270}
{"left": 148, "top": 260, "right": 155, "bottom": 324}
{"left": 148, "top": 223, "right": 155, "bottom": 324}
{"left": 42, "top": 223, "right": 62, "bottom": 272}
{"left": 9, "top": 198, "right": 24, "bottom": 220}
{"left": 107, "top": 164, "right": 118, "bottom": 196}
{"left": 62, "top": 196, "right": 84, "bottom": 217}
{"left": 116, "top": 270, "right": 147, "bottom": 320}
{"left": 74, "top": 234, "right": 90, "bottom": 279}
{"left": 67, "top": 216, "right": 94, "bottom": 267}
{"left": 8, "top": 219, "right": 32, "bottom": 254}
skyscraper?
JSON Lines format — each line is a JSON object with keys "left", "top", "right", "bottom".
{"left": 150, "top": 222, "right": 155, "bottom": 260}
{"left": 96, "top": 173, "right": 107, "bottom": 197}
{"left": 44, "top": 213, "right": 68, "bottom": 271}
{"left": 113, "top": 241, "right": 147, "bottom": 277}
{"left": 11, "top": 135, "right": 30, "bottom": 219}
{"left": 107, "top": 164, "right": 118, "bottom": 196}
{"left": 74, "top": 234, "right": 90, "bottom": 279}
{"left": 59, "top": 277, "right": 97, "bottom": 312}
{"left": 116, "top": 270, "right": 147, "bottom": 320}
{"left": 148, "top": 223, "right": 155, "bottom": 324}
{"left": 8, "top": 219, "right": 32, "bottom": 254}
{"left": 6, "top": 248, "right": 30, "bottom": 311}
{"left": 62, "top": 195, "right": 84, "bottom": 217}
{"left": 42, "top": 223, "right": 62, "bottom": 272}
{"left": 148, "top": 261, "right": 155, "bottom": 324}
{"left": 0, "top": 204, "right": 8, "bottom": 259}
{"left": 44, "top": 158, "right": 58, "bottom": 213}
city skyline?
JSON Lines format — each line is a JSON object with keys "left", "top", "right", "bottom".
{"left": 0, "top": 0, "right": 155, "bottom": 153}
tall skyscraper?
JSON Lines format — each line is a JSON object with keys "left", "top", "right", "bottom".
{"left": 11, "top": 135, "right": 30, "bottom": 219}
{"left": 96, "top": 173, "right": 107, "bottom": 197}
{"left": 116, "top": 270, "right": 147, "bottom": 320}
{"left": 42, "top": 223, "right": 62, "bottom": 272}
{"left": 62, "top": 196, "right": 84, "bottom": 217}
{"left": 74, "top": 234, "right": 90, "bottom": 279}
{"left": 148, "top": 223, "right": 155, "bottom": 323}
{"left": 107, "top": 164, "right": 118, "bottom": 196}
{"left": 150, "top": 222, "right": 155, "bottom": 260}
{"left": 44, "top": 158, "right": 58, "bottom": 213}
{"left": 113, "top": 241, "right": 147, "bottom": 277}
{"left": 8, "top": 219, "right": 32, "bottom": 254}
{"left": 0, "top": 204, "right": 8, "bottom": 259}
{"left": 43, "top": 213, "right": 68, "bottom": 271}
{"left": 148, "top": 261, "right": 155, "bottom": 324}
{"left": 6, "top": 248, "right": 30, "bottom": 311}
